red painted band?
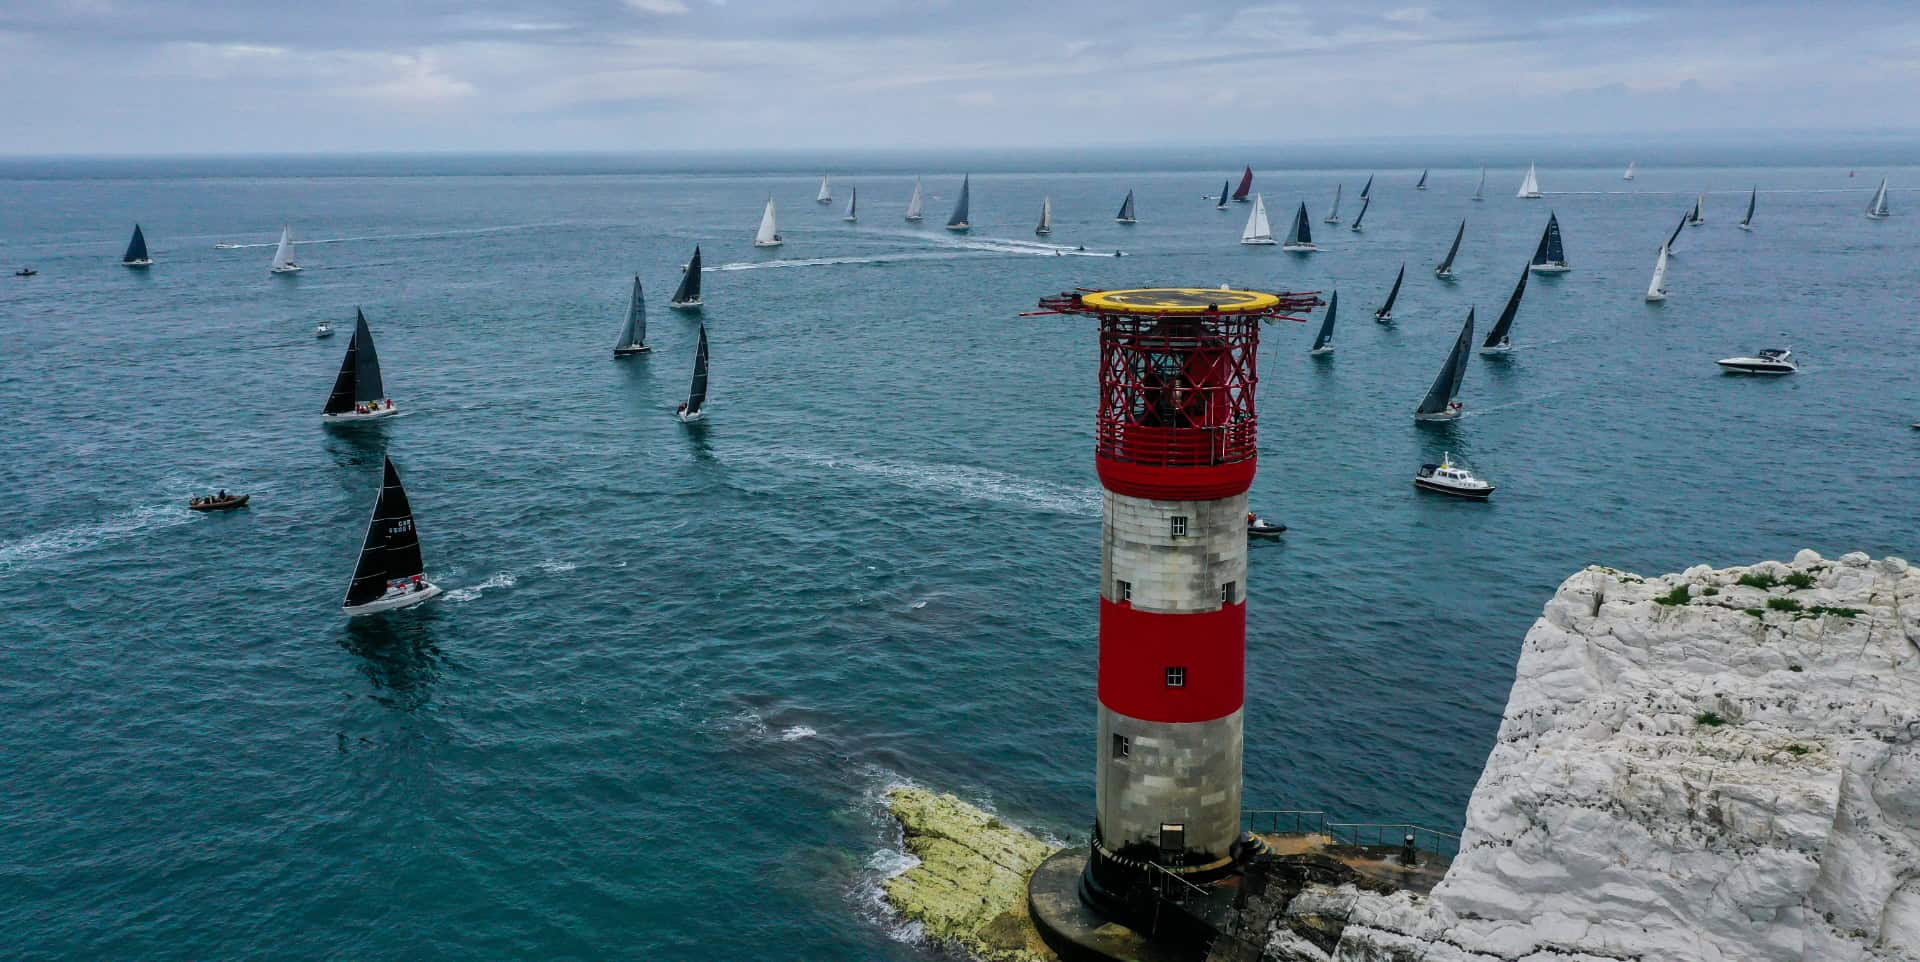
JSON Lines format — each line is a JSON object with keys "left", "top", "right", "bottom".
{"left": 1097, "top": 598, "right": 1245, "bottom": 723}
{"left": 1096, "top": 455, "right": 1256, "bottom": 501}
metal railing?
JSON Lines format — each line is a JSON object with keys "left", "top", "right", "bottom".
{"left": 1241, "top": 809, "right": 1327, "bottom": 836}
{"left": 1326, "top": 822, "right": 1461, "bottom": 859}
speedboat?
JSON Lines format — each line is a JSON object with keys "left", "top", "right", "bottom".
{"left": 1415, "top": 455, "right": 1495, "bottom": 500}
{"left": 188, "top": 493, "right": 250, "bottom": 511}
{"left": 315, "top": 321, "right": 333, "bottom": 338}
{"left": 15, "top": 267, "right": 35, "bottom": 277}
{"left": 1716, "top": 348, "right": 1796, "bottom": 375}
{"left": 1247, "top": 514, "right": 1287, "bottom": 536}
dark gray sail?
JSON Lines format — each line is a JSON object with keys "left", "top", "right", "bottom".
{"left": 324, "top": 310, "right": 385, "bottom": 413}
{"left": 344, "top": 457, "right": 427, "bottom": 609}
{"left": 1416, "top": 310, "right": 1476, "bottom": 416}
{"left": 1741, "top": 187, "right": 1756, "bottom": 228}
{"left": 1531, "top": 213, "right": 1566, "bottom": 266}
{"left": 1483, "top": 266, "right": 1529, "bottom": 348}
{"left": 1216, "top": 179, "right": 1230, "bottom": 209}
{"left": 1374, "top": 264, "right": 1403, "bottom": 320}
{"left": 685, "top": 325, "right": 710, "bottom": 416}
{"left": 122, "top": 224, "right": 149, "bottom": 264}
{"left": 1351, "top": 195, "right": 1370, "bottom": 230}
{"left": 1666, "top": 213, "right": 1686, "bottom": 253}
{"left": 616, "top": 277, "right": 647, "bottom": 349}
{"left": 1116, "top": 190, "right": 1136, "bottom": 222}
{"left": 670, "top": 245, "right": 702, "bottom": 306}
{"left": 1435, "top": 220, "right": 1465, "bottom": 275}
{"left": 1310, "top": 291, "right": 1338, "bottom": 352}
{"left": 947, "top": 175, "right": 971, "bottom": 228}
{"left": 1360, "top": 174, "right": 1373, "bottom": 199}
{"left": 1415, "top": 169, "right": 1428, "bottom": 190}
{"left": 1287, "top": 203, "right": 1312, "bottom": 245}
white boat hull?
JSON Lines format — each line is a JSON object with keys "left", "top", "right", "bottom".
{"left": 1310, "top": 346, "right": 1334, "bottom": 356}
{"left": 1529, "top": 264, "right": 1571, "bottom": 274}
{"left": 1867, "top": 212, "right": 1889, "bottom": 220}
{"left": 315, "top": 328, "right": 334, "bottom": 338}
{"left": 1435, "top": 270, "right": 1455, "bottom": 280}
{"left": 613, "top": 344, "right": 652, "bottom": 357}
{"left": 945, "top": 224, "right": 969, "bottom": 232}
{"left": 1282, "top": 243, "right": 1318, "bottom": 252}
{"left": 324, "top": 405, "right": 400, "bottom": 422}
{"left": 753, "top": 239, "right": 783, "bottom": 248}
{"left": 1738, "top": 224, "right": 1753, "bottom": 231}
{"left": 676, "top": 409, "right": 707, "bottom": 423}
{"left": 1717, "top": 362, "right": 1795, "bottom": 375}
{"left": 1373, "top": 313, "right": 1392, "bottom": 323}
{"left": 123, "top": 259, "right": 153, "bottom": 268}
{"left": 669, "top": 300, "right": 703, "bottom": 310}
{"left": 1481, "top": 343, "right": 1511, "bottom": 355}
{"left": 271, "top": 265, "right": 302, "bottom": 274}
{"left": 1414, "top": 478, "right": 1494, "bottom": 499}
{"left": 344, "top": 582, "right": 442, "bottom": 616}
{"left": 1518, "top": 192, "right": 1542, "bottom": 200}
{"left": 906, "top": 215, "right": 923, "bottom": 222}
{"left": 1414, "top": 410, "right": 1462, "bottom": 422}
{"left": 1240, "top": 238, "right": 1275, "bottom": 246}
{"left": 1645, "top": 293, "right": 1667, "bottom": 302}
{"left": 1036, "top": 228, "right": 1051, "bottom": 236}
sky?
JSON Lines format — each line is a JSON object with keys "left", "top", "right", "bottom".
{"left": 2, "top": 1, "right": 1917, "bottom": 155}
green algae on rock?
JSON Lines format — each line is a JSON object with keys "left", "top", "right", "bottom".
{"left": 882, "top": 787, "right": 1062, "bottom": 962}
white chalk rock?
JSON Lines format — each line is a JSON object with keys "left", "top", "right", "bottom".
{"left": 1328, "top": 555, "right": 1920, "bottom": 962}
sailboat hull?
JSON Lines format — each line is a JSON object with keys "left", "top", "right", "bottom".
{"left": 1373, "top": 313, "right": 1392, "bottom": 323}
{"left": 1527, "top": 263, "right": 1571, "bottom": 274}
{"left": 1480, "top": 343, "right": 1512, "bottom": 355}
{"left": 1867, "top": 212, "right": 1889, "bottom": 220}
{"left": 1645, "top": 293, "right": 1667, "bottom": 302}
{"left": 676, "top": 409, "right": 707, "bottom": 423}
{"left": 323, "top": 406, "right": 400, "bottom": 423}
{"left": 945, "top": 224, "right": 969, "bottom": 232}
{"left": 669, "top": 300, "right": 703, "bottom": 311}
{"left": 906, "top": 215, "right": 922, "bottom": 222}
{"left": 1240, "top": 238, "right": 1275, "bottom": 246}
{"left": 1435, "top": 269, "right": 1455, "bottom": 280}
{"left": 753, "top": 239, "right": 783, "bottom": 248}
{"left": 1309, "top": 346, "right": 1334, "bottom": 356}
{"left": 613, "top": 344, "right": 653, "bottom": 357}
{"left": 271, "top": 265, "right": 301, "bottom": 274}
{"left": 123, "top": 260, "right": 153, "bottom": 268}
{"left": 1281, "top": 243, "right": 1318, "bottom": 252}
{"left": 343, "top": 582, "right": 442, "bottom": 616}
{"left": 1413, "top": 410, "right": 1462, "bottom": 422}
{"left": 1036, "top": 228, "right": 1051, "bottom": 236}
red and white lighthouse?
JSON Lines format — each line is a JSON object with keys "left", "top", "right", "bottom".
{"left": 1032, "top": 287, "right": 1318, "bottom": 902}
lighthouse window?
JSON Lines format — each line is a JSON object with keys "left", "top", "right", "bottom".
{"left": 1169, "top": 516, "right": 1189, "bottom": 537}
{"left": 1111, "top": 733, "right": 1130, "bottom": 759}
{"left": 1221, "top": 581, "right": 1237, "bottom": 605}
{"left": 1114, "top": 579, "right": 1132, "bottom": 602}
{"left": 1165, "top": 667, "right": 1187, "bottom": 688}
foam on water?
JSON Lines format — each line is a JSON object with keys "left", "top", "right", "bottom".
{"left": 756, "top": 445, "right": 1100, "bottom": 516}
{"left": 0, "top": 505, "right": 194, "bottom": 571}
{"left": 444, "top": 571, "right": 516, "bottom": 602}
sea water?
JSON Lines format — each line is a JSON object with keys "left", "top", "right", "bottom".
{"left": 2, "top": 150, "right": 1917, "bottom": 959}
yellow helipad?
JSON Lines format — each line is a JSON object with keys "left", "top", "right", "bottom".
{"left": 1077, "top": 288, "right": 1280, "bottom": 314}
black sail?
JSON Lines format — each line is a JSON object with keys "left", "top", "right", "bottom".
{"left": 1288, "top": 203, "right": 1312, "bottom": 245}
{"left": 686, "top": 325, "right": 710, "bottom": 415}
{"left": 1742, "top": 188, "right": 1756, "bottom": 227}
{"left": 1542, "top": 213, "right": 1566, "bottom": 263}
{"left": 1360, "top": 174, "right": 1373, "bottom": 199}
{"left": 1484, "top": 265, "right": 1530, "bottom": 347}
{"left": 1374, "top": 264, "right": 1404, "bottom": 319}
{"left": 1216, "top": 179, "right": 1230, "bottom": 208}
{"left": 1415, "top": 169, "right": 1428, "bottom": 189}
{"left": 1666, "top": 213, "right": 1686, "bottom": 253}
{"left": 344, "top": 457, "right": 427, "bottom": 608}
{"left": 1436, "top": 220, "right": 1465, "bottom": 274}
{"left": 123, "top": 224, "right": 148, "bottom": 263}
{"left": 947, "top": 175, "right": 971, "bottom": 227}
{"left": 671, "top": 245, "right": 702, "bottom": 304}
{"left": 1117, "top": 190, "right": 1136, "bottom": 221}
{"left": 1311, "top": 291, "right": 1338, "bottom": 351}
{"left": 323, "top": 325, "right": 360, "bottom": 414}
{"left": 351, "top": 309, "right": 385, "bottom": 402}
{"left": 1417, "top": 310, "right": 1475, "bottom": 416}
{"left": 1351, "top": 195, "right": 1370, "bottom": 229}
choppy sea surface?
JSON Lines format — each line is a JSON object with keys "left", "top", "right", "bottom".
{"left": 3, "top": 151, "right": 1917, "bottom": 960}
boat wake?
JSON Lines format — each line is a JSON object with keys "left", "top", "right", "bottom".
{"left": 0, "top": 504, "right": 194, "bottom": 571}
{"left": 445, "top": 571, "right": 515, "bottom": 602}
{"left": 759, "top": 446, "right": 1099, "bottom": 516}
{"left": 211, "top": 221, "right": 577, "bottom": 250}
{"left": 710, "top": 234, "right": 1111, "bottom": 272}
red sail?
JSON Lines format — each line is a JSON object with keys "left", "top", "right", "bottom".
{"left": 1232, "top": 165, "right": 1254, "bottom": 201}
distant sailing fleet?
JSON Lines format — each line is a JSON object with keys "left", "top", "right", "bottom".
{"left": 44, "top": 161, "right": 1903, "bottom": 611}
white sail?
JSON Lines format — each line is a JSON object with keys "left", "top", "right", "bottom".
{"left": 844, "top": 187, "right": 857, "bottom": 222}
{"left": 1323, "top": 183, "right": 1341, "bottom": 224}
{"left": 1624, "top": 161, "right": 1637, "bottom": 181}
{"left": 1036, "top": 196, "right": 1052, "bottom": 235}
{"left": 269, "top": 225, "right": 298, "bottom": 272}
{"left": 905, "top": 178, "right": 924, "bottom": 221}
{"left": 816, "top": 176, "right": 831, "bottom": 204}
{"left": 1472, "top": 168, "right": 1486, "bottom": 202}
{"left": 1240, "top": 193, "right": 1274, "bottom": 245}
{"left": 1646, "top": 244, "right": 1669, "bottom": 301}
{"left": 754, "top": 198, "right": 782, "bottom": 247}
{"left": 1869, "top": 178, "right": 1890, "bottom": 218}
{"left": 1517, "top": 163, "right": 1542, "bottom": 198}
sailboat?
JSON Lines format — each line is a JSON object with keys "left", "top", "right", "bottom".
{"left": 1434, "top": 220, "right": 1465, "bottom": 278}
{"left": 816, "top": 176, "right": 832, "bottom": 205}
{"left": 1415, "top": 169, "right": 1429, "bottom": 191}
{"left": 1687, "top": 193, "right": 1705, "bottom": 226}
{"left": 1216, "top": 179, "right": 1231, "bottom": 210}
{"left": 675, "top": 325, "right": 710, "bottom": 423}
{"left": 269, "top": 225, "right": 300, "bottom": 274}
{"left": 341, "top": 456, "right": 441, "bottom": 616}
{"left": 670, "top": 245, "right": 703, "bottom": 310}
{"left": 753, "top": 197, "right": 783, "bottom": 248}
{"left": 1350, "top": 195, "right": 1370, "bottom": 232}
{"left": 1645, "top": 244, "right": 1670, "bottom": 302}
{"left": 1472, "top": 168, "right": 1486, "bottom": 202}
{"left": 322, "top": 309, "right": 399, "bottom": 422}
{"left": 1036, "top": 197, "right": 1053, "bottom": 236}
{"left": 1309, "top": 291, "right": 1339, "bottom": 355}
{"left": 121, "top": 224, "right": 152, "bottom": 267}
{"left": 1281, "top": 202, "right": 1316, "bottom": 252}
{"left": 1517, "top": 163, "right": 1542, "bottom": 199}
{"left": 1240, "top": 194, "right": 1275, "bottom": 245}
{"left": 1665, "top": 213, "right": 1687, "bottom": 256}
{"left": 1323, "top": 183, "right": 1342, "bottom": 224}
{"left": 1414, "top": 309, "right": 1475, "bottom": 421}
{"left": 1624, "top": 161, "right": 1637, "bottom": 181}
{"left": 1115, "top": 189, "right": 1137, "bottom": 224}
{"left": 1738, "top": 187, "right": 1757, "bottom": 231}
{"left": 1373, "top": 264, "right": 1404, "bottom": 322}
{"left": 1481, "top": 266, "right": 1529, "bottom": 353}
{"left": 613, "top": 277, "right": 651, "bottom": 357}
{"left": 905, "top": 178, "right": 925, "bottom": 222}
{"left": 843, "top": 187, "right": 858, "bottom": 223}
{"left": 1233, "top": 166, "right": 1254, "bottom": 203}
{"left": 1867, "top": 178, "right": 1891, "bottom": 219}
{"left": 946, "top": 175, "right": 971, "bottom": 231}
{"left": 1360, "top": 174, "right": 1374, "bottom": 200}
{"left": 1528, "top": 213, "right": 1569, "bottom": 273}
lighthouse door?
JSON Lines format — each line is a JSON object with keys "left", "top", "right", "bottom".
{"left": 1158, "top": 823, "right": 1186, "bottom": 862}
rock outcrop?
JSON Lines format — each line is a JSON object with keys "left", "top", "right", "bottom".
{"left": 1305, "top": 552, "right": 1920, "bottom": 962}
{"left": 882, "top": 787, "right": 1062, "bottom": 962}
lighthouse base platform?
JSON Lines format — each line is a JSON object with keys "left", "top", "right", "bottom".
{"left": 1029, "top": 835, "right": 1451, "bottom": 962}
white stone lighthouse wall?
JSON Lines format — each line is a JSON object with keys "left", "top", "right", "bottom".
{"left": 1095, "top": 490, "right": 1248, "bottom": 864}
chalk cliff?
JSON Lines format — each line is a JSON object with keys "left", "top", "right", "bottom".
{"left": 1310, "top": 552, "right": 1920, "bottom": 962}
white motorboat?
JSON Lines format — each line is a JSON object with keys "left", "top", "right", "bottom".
{"left": 314, "top": 320, "right": 334, "bottom": 338}
{"left": 1416, "top": 454, "right": 1496, "bottom": 499}
{"left": 1717, "top": 348, "right": 1796, "bottom": 375}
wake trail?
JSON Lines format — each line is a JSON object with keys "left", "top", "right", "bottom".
{"left": 212, "top": 221, "right": 581, "bottom": 250}
{"left": 754, "top": 446, "right": 1100, "bottom": 516}
{"left": 0, "top": 504, "right": 196, "bottom": 571}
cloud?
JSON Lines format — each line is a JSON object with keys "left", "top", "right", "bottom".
{"left": 624, "top": 0, "right": 690, "bottom": 13}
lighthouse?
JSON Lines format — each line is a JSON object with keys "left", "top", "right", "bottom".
{"left": 1029, "top": 287, "right": 1319, "bottom": 915}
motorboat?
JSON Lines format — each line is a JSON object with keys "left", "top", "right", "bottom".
{"left": 189, "top": 493, "right": 250, "bottom": 511}
{"left": 315, "top": 320, "right": 334, "bottom": 338}
{"left": 1247, "top": 514, "right": 1287, "bottom": 536}
{"left": 1415, "top": 455, "right": 1495, "bottom": 499}
{"left": 1717, "top": 348, "right": 1796, "bottom": 375}
{"left": 15, "top": 267, "right": 35, "bottom": 277}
